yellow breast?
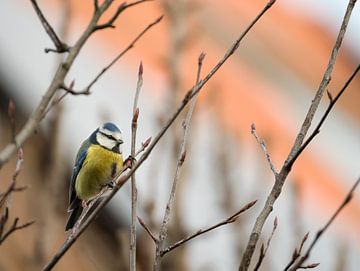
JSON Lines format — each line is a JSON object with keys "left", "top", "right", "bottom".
{"left": 75, "top": 144, "right": 123, "bottom": 200}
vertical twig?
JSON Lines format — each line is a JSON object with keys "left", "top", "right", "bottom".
{"left": 130, "top": 62, "right": 144, "bottom": 271}
{"left": 153, "top": 53, "right": 205, "bottom": 271}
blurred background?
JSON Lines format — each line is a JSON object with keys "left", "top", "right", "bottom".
{"left": 0, "top": 0, "right": 359, "bottom": 270}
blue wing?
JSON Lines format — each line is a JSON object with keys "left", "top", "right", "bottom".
{"left": 68, "top": 139, "right": 90, "bottom": 209}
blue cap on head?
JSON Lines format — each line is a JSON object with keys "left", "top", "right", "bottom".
{"left": 102, "top": 122, "right": 121, "bottom": 133}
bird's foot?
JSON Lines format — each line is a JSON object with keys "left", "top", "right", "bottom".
{"left": 123, "top": 155, "right": 136, "bottom": 171}
{"left": 103, "top": 180, "right": 115, "bottom": 190}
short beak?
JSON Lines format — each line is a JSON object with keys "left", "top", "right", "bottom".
{"left": 118, "top": 139, "right": 124, "bottom": 144}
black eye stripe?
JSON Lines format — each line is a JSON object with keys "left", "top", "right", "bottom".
{"left": 100, "top": 131, "right": 116, "bottom": 141}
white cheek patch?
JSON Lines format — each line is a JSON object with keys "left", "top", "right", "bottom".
{"left": 96, "top": 133, "right": 116, "bottom": 150}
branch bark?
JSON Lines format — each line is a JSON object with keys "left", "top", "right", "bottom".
{"left": 288, "top": 178, "right": 360, "bottom": 271}
{"left": 239, "top": 1, "right": 358, "bottom": 269}
{"left": 130, "top": 62, "right": 144, "bottom": 271}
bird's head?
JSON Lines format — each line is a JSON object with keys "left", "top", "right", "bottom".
{"left": 95, "top": 122, "right": 123, "bottom": 153}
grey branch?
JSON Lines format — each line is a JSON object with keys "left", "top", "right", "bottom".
{"left": 130, "top": 61, "right": 144, "bottom": 271}
{"left": 284, "top": 232, "right": 309, "bottom": 271}
{"left": 288, "top": 178, "right": 360, "bottom": 271}
{"left": 160, "top": 200, "right": 257, "bottom": 257}
{"left": 138, "top": 216, "right": 158, "bottom": 243}
{"left": 251, "top": 123, "right": 278, "bottom": 176}
{"left": 30, "top": 0, "right": 69, "bottom": 53}
{"left": 253, "top": 217, "right": 278, "bottom": 271}
{"left": 239, "top": 1, "right": 358, "bottom": 269}
{"left": 0, "top": 218, "right": 35, "bottom": 245}
{"left": 153, "top": 53, "right": 205, "bottom": 270}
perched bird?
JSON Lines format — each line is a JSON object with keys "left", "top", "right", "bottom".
{"left": 65, "top": 122, "right": 124, "bottom": 231}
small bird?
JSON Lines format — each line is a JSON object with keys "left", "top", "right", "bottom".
{"left": 65, "top": 122, "right": 124, "bottom": 231}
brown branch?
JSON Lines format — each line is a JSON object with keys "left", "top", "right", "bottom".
{"left": 138, "top": 216, "right": 158, "bottom": 243}
{"left": 0, "top": 1, "right": 155, "bottom": 170}
{"left": 287, "top": 64, "right": 360, "bottom": 168}
{"left": 153, "top": 52, "right": 205, "bottom": 270}
{"left": 130, "top": 62, "right": 144, "bottom": 271}
{"left": 84, "top": 15, "right": 163, "bottom": 93}
{"left": 160, "top": 200, "right": 257, "bottom": 257}
{"left": 298, "top": 263, "right": 320, "bottom": 269}
{"left": 94, "top": 0, "right": 153, "bottom": 30}
{"left": 42, "top": 1, "right": 275, "bottom": 267}
{"left": 251, "top": 123, "right": 278, "bottom": 176}
{"left": 253, "top": 217, "right": 278, "bottom": 271}
{"left": 0, "top": 218, "right": 35, "bottom": 245}
{"left": 0, "top": 149, "right": 24, "bottom": 208}
{"left": 285, "top": 0, "right": 357, "bottom": 164}
{"left": 29, "top": 0, "right": 69, "bottom": 53}
{"left": 288, "top": 178, "right": 360, "bottom": 271}
{"left": 284, "top": 232, "right": 309, "bottom": 271}
{"left": 239, "top": 1, "right": 358, "bottom": 268}
{"left": 8, "top": 100, "right": 16, "bottom": 141}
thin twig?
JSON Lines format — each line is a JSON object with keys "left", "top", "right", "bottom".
{"left": 42, "top": 1, "right": 275, "bottom": 267}
{"left": 0, "top": 149, "right": 24, "bottom": 208}
{"left": 288, "top": 178, "right": 360, "bottom": 271}
{"left": 160, "top": 200, "right": 257, "bottom": 256}
{"left": 287, "top": 64, "right": 360, "bottom": 168}
{"left": 298, "top": 263, "right": 320, "bottom": 269}
{"left": 29, "top": 0, "right": 69, "bottom": 53}
{"left": 251, "top": 123, "right": 278, "bottom": 176}
{"left": 285, "top": 0, "right": 357, "bottom": 166}
{"left": 85, "top": 15, "right": 163, "bottom": 93}
{"left": 284, "top": 232, "right": 309, "bottom": 271}
{"left": 253, "top": 217, "right": 278, "bottom": 271}
{"left": 0, "top": 218, "right": 35, "bottom": 245}
{"left": 138, "top": 216, "right": 158, "bottom": 243}
{"left": 239, "top": 1, "right": 358, "bottom": 268}
{"left": 95, "top": 0, "right": 153, "bottom": 30}
{"left": 130, "top": 62, "right": 144, "bottom": 271}
{"left": 8, "top": 100, "right": 16, "bottom": 141}
{"left": 154, "top": 52, "right": 205, "bottom": 270}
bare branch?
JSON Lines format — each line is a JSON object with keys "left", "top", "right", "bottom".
{"left": 29, "top": 0, "right": 69, "bottom": 53}
{"left": 160, "top": 200, "right": 258, "bottom": 256}
{"left": 288, "top": 178, "right": 360, "bottom": 271}
{"left": 0, "top": 149, "right": 24, "bottom": 208}
{"left": 0, "top": 218, "right": 35, "bottom": 245}
{"left": 298, "top": 263, "right": 320, "bottom": 269}
{"left": 138, "top": 216, "right": 158, "bottom": 243}
{"left": 287, "top": 64, "right": 360, "bottom": 168}
{"left": 130, "top": 61, "right": 144, "bottom": 271}
{"left": 285, "top": 0, "right": 357, "bottom": 165}
{"left": 239, "top": 0, "right": 358, "bottom": 268}
{"left": 251, "top": 123, "right": 278, "bottom": 176}
{"left": 8, "top": 100, "right": 16, "bottom": 141}
{"left": 253, "top": 217, "right": 278, "bottom": 271}
{"left": 42, "top": 0, "right": 275, "bottom": 267}
{"left": 284, "top": 232, "right": 309, "bottom": 271}
{"left": 154, "top": 53, "right": 205, "bottom": 269}
{"left": 93, "top": 0, "right": 99, "bottom": 11}
{"left": 134, "top": 137, "right": 152, "bottom": 157}
{"left": 84, "top": 15, "right": 163, "bottom": 93}
{"left": 94, "top": 0, "right": 153, "bottom": 30}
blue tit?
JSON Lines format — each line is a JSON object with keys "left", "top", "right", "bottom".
{"left": 65, "top": 122, "right": 124, "bottom": 231}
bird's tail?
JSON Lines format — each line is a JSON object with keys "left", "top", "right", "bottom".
{"left": 65, "top": 198, "right": 83, "bottom": 231}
